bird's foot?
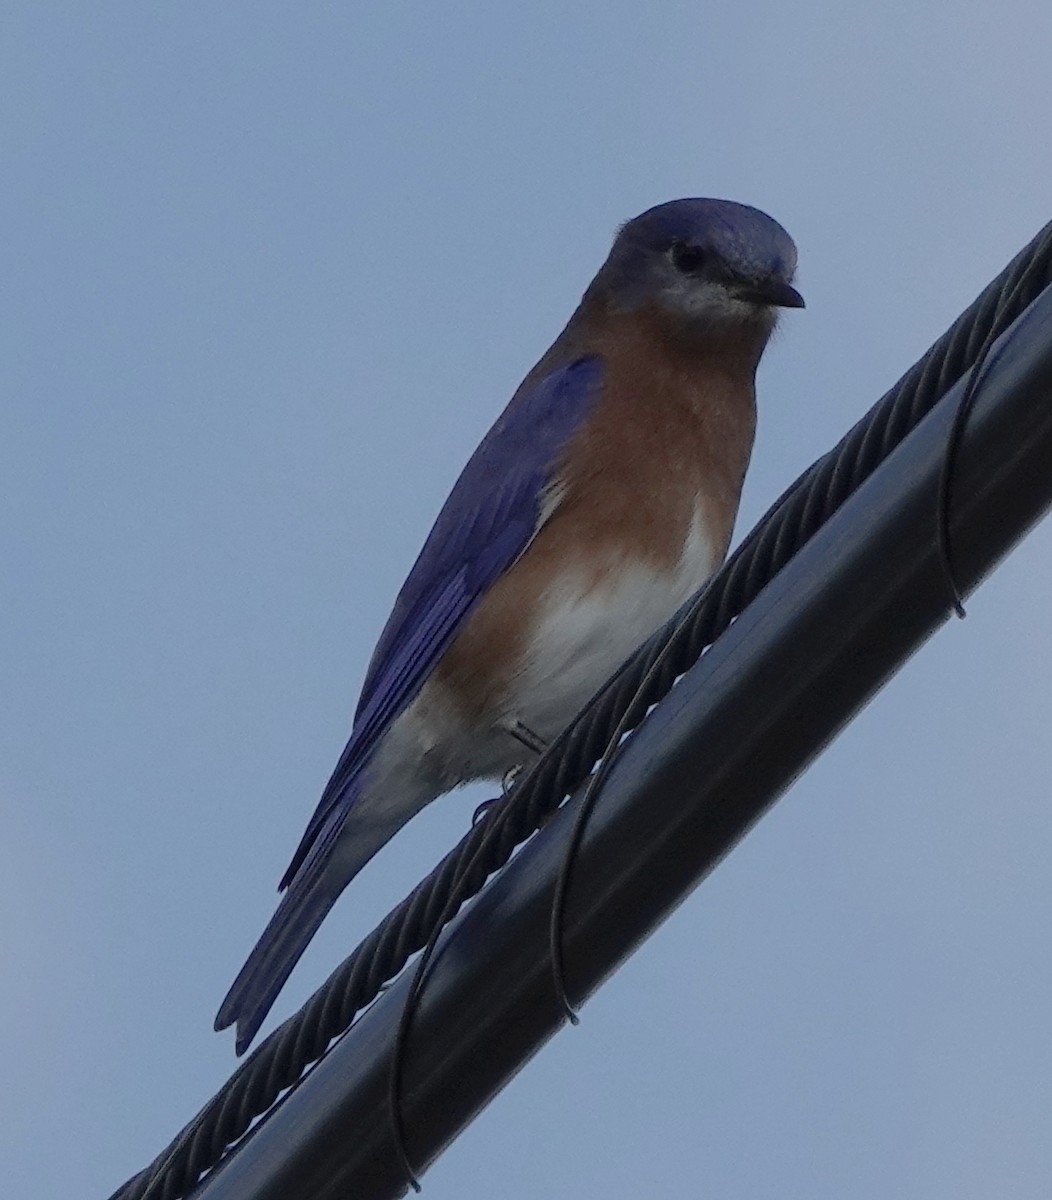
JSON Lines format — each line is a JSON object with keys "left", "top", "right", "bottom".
{"left": 472, "top": 724, "right": 549, "bottom": 827}
{"left": 471, "top": 762, "right": 529, "bottom": 826}
{"left": 472, "top": 794, "right": 501, "bottom": 825}
{"left": 502, "top": 763, "right": 526, "bottom": 795}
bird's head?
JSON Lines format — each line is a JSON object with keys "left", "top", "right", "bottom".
{"left": 594, "top": 198, "right": 803, "bottom": 336}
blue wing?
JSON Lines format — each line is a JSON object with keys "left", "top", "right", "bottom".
{"left": 278, "top": 355, "right": 604, "bottom": 889}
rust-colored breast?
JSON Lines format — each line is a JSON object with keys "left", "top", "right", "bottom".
{"left": 434, "top": 302, "right": 760, "bottom": 718}
{"left": 555, "top": 305, "right": 758, "bottom": 573}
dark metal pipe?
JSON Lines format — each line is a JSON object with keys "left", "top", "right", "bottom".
{"left": 189, "top": 288, "right": 1052, "bottom": 1200}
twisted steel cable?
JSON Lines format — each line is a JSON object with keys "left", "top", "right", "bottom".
{"left": 109, "top": 220, "right": 1052, "bottom": 1200}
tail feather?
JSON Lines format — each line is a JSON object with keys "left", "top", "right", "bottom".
{"left": 216, "top": 803, "right": 411, "bottom": 1053}
{"left": 215, "top": 861, "right": 341, "bottom": 1054}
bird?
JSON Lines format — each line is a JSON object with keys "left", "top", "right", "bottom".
{"left": 216, "top": 197, "right": 803, "bottom": 1053}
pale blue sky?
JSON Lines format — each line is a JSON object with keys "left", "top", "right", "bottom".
{"left": 5, "top": 4, "right": 1052, "bottom": 1197}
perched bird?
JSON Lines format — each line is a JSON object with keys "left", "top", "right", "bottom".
{"left": 216, "top": 198, "right": 803, "bottom": 1053}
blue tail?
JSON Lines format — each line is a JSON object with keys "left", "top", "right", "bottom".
{"left": 216, "top": 788, "right": 415, "bottom": 1053}
{"left": 214, "top": 852, "right": 343, "bottom": 1054}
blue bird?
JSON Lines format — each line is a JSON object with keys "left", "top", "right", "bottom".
{"left": 216, "top": 198, "right": 803, "bottom": 1053}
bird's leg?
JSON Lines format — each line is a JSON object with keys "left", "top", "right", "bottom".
{"left": 472, "top": 764, "right": 529, "bottom": 825}
{"left": 501, "top": 763, "right": 525, "bottom": 796}
{"left": 472, "top": 719, "right": 550, "bottom": 825}
{"left": 500, "top": 717, "right": 549, "bottom": 756}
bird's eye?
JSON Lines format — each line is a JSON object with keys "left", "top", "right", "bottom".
{"left": 671, "top": 242, "right": 708, "bottom": 274}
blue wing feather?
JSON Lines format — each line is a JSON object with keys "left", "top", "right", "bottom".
{"left": 278, "top": 356, "right": 603, "bottom": 890}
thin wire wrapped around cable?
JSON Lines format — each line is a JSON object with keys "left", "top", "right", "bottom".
{"left": 108, "top": 219, "right": 1052, "bottom": 1200}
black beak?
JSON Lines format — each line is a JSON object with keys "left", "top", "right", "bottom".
{"left": 732, "top": 278, "right": 805, "bottom": 309}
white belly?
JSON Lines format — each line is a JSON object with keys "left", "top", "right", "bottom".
{"left": 361, "top": 508, "right": 719, "bottom": 820}
{"left": 508, "top": 508, "right": 719, "bottom": 742}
